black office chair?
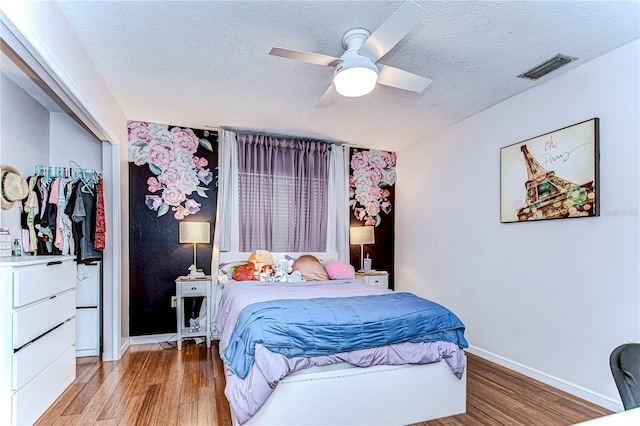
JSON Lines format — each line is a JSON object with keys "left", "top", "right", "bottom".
{"left": 610, "top": 343, "right": 640, "bottom": 410}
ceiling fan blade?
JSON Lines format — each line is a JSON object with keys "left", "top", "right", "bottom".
{"left": 269, "top": 47, "right": 340, "bottom": 67}
{"left": 315, "top": 84, "right": 340, "bottom": 108}
{"left": 358, "top": 1, "right": 428, "bottom": 62}
{"left": 377, "top": 64, "right": 432, "bottom": 93}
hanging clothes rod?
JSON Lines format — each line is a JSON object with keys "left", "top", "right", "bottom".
{"left": 34, "top": 162, "right": 102, "bottom": 180}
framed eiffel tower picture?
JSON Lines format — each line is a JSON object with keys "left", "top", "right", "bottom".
{"left": 500, "top": 118, "right": 599, "bottom": 223}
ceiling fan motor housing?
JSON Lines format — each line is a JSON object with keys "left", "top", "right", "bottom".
{"left": 342, "top": 28, "right": 371, "bottom": 50}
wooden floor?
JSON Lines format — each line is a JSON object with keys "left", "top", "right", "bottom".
{"left": 36, "top": 341, "right": 613, "bottom": 425}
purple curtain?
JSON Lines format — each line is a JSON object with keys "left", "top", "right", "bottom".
{"left": 237, "top": 133, "right": 328, "bottom": 252}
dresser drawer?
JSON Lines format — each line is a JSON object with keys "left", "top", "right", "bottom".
{"left": 13, "top": 260, "right": 75, "bottom": 307}
{"left": 13, "top": 318, "right": 75, "bottom": 390}
{"left": 12, "top": 346, "right": 76, "bottom": 426}
{"left": 13, "top": 289, "right": 76, "bottom": 349}
{"left": 181, "top": 281, "right": 208, "bottom": 296}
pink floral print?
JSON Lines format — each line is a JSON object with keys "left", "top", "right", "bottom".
{"left": 349, "top": 149, "right": 396, "bottom": 226}
{"left": 128, "top": 121, "right": 214, "bottom": 220}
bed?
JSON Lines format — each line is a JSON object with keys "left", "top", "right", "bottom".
{"left": 214, "top": 251, "right": 468, "bottom": 426}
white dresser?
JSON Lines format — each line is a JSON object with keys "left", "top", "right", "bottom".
{"left": 0, "top": 256, "right": 77, "bottom": 425}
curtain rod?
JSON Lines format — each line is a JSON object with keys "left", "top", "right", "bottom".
{"left": 221, "top": 126, "right": 348, "bottom": 146}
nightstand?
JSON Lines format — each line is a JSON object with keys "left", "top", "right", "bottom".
{"left": 175, "top": 276, "right": 212, "bottom": 350}
{"left": 354, "top": 272, "right": 389, "bottom": 289}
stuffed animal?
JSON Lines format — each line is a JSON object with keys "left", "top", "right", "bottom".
{"left": 257, "top": 265, "right": 276, "bottom": 282}
{"left": 248, "top": 250, "right": 274, "bottom": 272}
{"left": 232, "top": 262, "right": 256, "bottom": 281}
{"left": 273, "top": 258, "right": 294, "bottom": 282}
{"left": 286, "top": 270, "right": 305, "bottom": 283}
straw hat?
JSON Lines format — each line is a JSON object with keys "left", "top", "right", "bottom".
{"left": 1, "top": 165, "right": 29, "bottom": 210}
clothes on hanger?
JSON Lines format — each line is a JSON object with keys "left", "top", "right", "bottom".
{"left": 95, "top": 178, "right": 106, "bottom": 250}
{"left": 20, "top": 166, "right": 104, "bottom": 263}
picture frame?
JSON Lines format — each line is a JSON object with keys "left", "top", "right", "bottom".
{"left": 500, "top": 118, "right": 599, "bottom": 223}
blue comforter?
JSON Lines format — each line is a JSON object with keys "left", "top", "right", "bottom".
{"left": 224, "top": 292, "right": 468, "bottom": 379}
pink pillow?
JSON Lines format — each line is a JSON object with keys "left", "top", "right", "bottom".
{"left": 292, "top": 255, "right": 329, "bottom": 281}
{"left": 324, "top": 260, "right": 355, "bottom": 280}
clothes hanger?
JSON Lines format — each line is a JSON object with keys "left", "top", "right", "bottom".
{"left": 68, "top": 161, "right": 94, "bottom": 195}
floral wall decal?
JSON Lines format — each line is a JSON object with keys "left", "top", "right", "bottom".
{"left": 127, "top": 122, "right": 217, "bottom": 336}
{"left": 128, "top": 121, "right": 214, "bottom": 220}
{"left": 349, "top": 149, "right": 397, "bottom": 226}
{"left": 349, "top": 147, "right": 395, "bottom": 289}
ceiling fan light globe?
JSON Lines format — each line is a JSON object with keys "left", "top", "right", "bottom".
{"left": 333, "top": 66, "right": 378, "bottom": 97}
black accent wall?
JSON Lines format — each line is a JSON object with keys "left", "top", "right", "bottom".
{"left": 128, "top": 125, "right": 218, "bottom": 336}
{"left": 348, "top": 148, "right": 396, "bottom": 290}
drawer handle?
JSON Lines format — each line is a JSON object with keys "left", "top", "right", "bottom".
{"left": 191, "top": 287, "right": 197, "bottom": 290}
{"left": 47, "top": 261, "right": 63, "bottom": 266}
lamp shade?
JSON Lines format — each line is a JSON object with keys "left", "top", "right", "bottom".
{"left": 350, "top": 226, "right": 375, "bottom": 245}
{"left": 179, "top": 222, "right": 210, "bottom": 244}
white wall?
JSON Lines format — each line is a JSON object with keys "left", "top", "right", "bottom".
{"left": 49, "top": 112, "right": 102, "bottom": 169}
{"left": 0, "top": 73, "right": 50, "bottom": 235}
{"left": 396, "top": 40, "right": 639, "bottom": 411}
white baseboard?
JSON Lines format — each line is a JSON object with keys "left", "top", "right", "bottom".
{"left": 129, "top": 333, "right": 177, "bottom": 345}
{"left": 120, "top": 337, "right": 130, "bottom": 357}
{"left": 467, "top": 345, "right": 622, "bottom": 412}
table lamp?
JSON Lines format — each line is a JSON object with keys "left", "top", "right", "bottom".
{"left": 350, "top": 226, "right": 375, "bottom": 271}
{"left": 179, "top": 222, "right": 210, "bottom": 270}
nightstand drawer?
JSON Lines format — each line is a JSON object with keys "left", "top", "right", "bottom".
{"left": 181, "top": 281, "right": 208, "bottom": 296}
{"left": 354, "top": 273, "right": 389, "bottom": 289}
{"left": 367, "top": 276, "right": 387, "bottom": 287}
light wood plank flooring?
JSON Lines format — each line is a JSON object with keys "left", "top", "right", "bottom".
{"left": 36, "top": 341, "right": 613, "bottom": 425}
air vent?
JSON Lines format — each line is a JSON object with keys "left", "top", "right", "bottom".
{"left": 518, "top": 54, "right": 577, "bottom": 80}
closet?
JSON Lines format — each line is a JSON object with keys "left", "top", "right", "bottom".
{"left": 2, "top": 1, "right": 123, "bottom": 373}
{"left": 23, "top": 165, "right": 105, "bottom": 357}
{"left": 1, "top": 19, "right": 105, "bottom": 363}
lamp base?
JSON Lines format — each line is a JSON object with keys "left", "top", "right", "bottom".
{"left": 192, "top": 243, "right": 197, "bottom": 270}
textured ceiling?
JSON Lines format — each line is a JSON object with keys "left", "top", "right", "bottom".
{"left": 55, "top": 0, "right": 639, "bottom": 150}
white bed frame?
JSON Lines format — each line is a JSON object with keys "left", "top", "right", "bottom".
{"left": 215, "top": 251, "right": 467, "bottom": 425}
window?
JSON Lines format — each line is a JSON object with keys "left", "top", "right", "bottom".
{"left": 237, "top": 133, "right": 328, "bottom": 252}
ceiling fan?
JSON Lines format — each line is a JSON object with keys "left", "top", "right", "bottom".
{"left": 269, "top": 1, "right": 431, "bottom": 106}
